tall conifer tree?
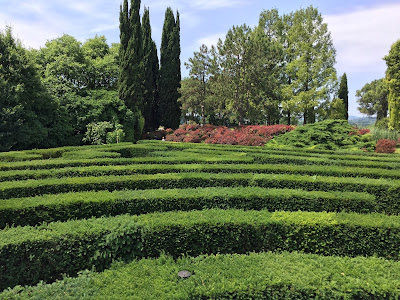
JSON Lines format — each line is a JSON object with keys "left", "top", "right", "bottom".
{"left": 142, "top": 7, "right": 160, "bottom": 131}
{"left": 338, "top": 73, "right": 349, "bottom": 120}
{"left": 119, "top": 0, "right": 144, "bottom": 141}
{"left": 385, "top": 40, "right": 400, "bottom": 130}
{"left": 159, "top": 8, "right": 181, "bottom": 129}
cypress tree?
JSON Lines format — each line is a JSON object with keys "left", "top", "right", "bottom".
{"left": 385, "top": 40, "right": 400, "bottom": 131}
{"left": 338, "top": 73, "right": 349, "bottom": 120}
{"left": 159, "top": 8, "right": 181, "bottom": 129}
{"left": 142, "top": 7, "right": 160, "bottom": 131}
{"left": 119, "top": 0, "right": 144, "bottom": 141}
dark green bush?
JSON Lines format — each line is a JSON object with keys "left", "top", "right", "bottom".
{"left": 268, "top": 119, "right": 374, "bottom": 150}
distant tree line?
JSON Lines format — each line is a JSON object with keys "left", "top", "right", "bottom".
{"left": 0, "top": 0, "right": 181, "bottom": 151}
{"left": 180, "top": 6, "right": 349, "bottom": 126}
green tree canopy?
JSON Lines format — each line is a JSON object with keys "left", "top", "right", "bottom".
{"left": 384, "top": 39, "right": 400, "bottom": 130}
{"left": 356, "top": 78, "right": 388, "bottom": 121}
{"left": 283, "top": 6, "right": 337, "bottom": 124}
{"left": 0, "top": 27, "right": 59, "bottom": 151}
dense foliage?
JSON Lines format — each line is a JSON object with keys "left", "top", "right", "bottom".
{"left": 375, "top": 139, "right": 397, "bottom": 153}
{"left": 337, "top": 73, "right": 349, "bottom": 120}
{"left": 0, "top": 141, "right": 400, "bottom": 296}
{"left": 356, "top": 78, "right": 389, "bottom": 122}
{"left": 268, "top": 119, "right": 374, "bottom": 150}
{"left": 385, "top": 39, "right": 400, "bottom": 131}
{"left": 0, "top": 28, "right": 60, "bottom": 151}
{"left": 166, "top": 124, "right": 294, "bottom": 145}
{"left": 4, "top": 252, "right": 400, "bottom": 299}
{"left": 181, "top": 6, "right": 337, "bottom": 126}
{"left": 159, "top": 8, "right": 181, "bottom": 129}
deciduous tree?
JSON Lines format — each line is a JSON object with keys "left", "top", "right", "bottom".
{"left": 0, "top": 27, "right": 59, "bottom": 150}
{"left": 356, "top": 78, "right": 388, "bottom": 121}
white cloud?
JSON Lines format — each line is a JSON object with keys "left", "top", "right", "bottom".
{"left": 190, "top": 0, "right": 244, "bottom": 10}
{"left": 324, "top": 2, "right": 400, "bottom": 73}
{"left": 197, "top": 32, "right": 225, "bottom": 48}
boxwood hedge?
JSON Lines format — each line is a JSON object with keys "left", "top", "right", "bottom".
{"left": 2, "top": 209, "right": 400, "bottom": 290}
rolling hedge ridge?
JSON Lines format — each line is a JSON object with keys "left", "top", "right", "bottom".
{"left": 2, "top": 209, "right": 400, "bottom": 290}
{"left": 3, "top": 252, "right": 400, "bottom": 299}
{"left": 0, "top": 187, "right": 376, "bottom": 228}
{"left": 1, "top": 141, "right": 400, "bottom": 297}
{"left": 2, "top": 162, "right": 400, "bottom": 183}
{"left": 0, "top": 173, "right": 399, "bottom": 213}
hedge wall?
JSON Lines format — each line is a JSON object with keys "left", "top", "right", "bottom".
{"left": 1, "top": 162, "right": 400, "bottom": 183}
{"left": 3, "top": 252, "right": 400, "bottom": 299}
{"left": 0, "top": 187, "right": 375, "bottom": 227}
{"left": 0, "top": 173, "right": 399, "bottom": 212}
{"left": 2, "top": 209, "right": 400, "bottom": 290}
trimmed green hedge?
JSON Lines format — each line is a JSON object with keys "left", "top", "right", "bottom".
{"left": 2, "top": 209, "right": 400, "bottom": 290}
{"left": 0, "top": 154, "right": 254, "bottom": 172}
{"left": 1, "top": 162, "right": 400, "bottom": 183}
{"left": 183, "top": 146, "right": 400, "bottom": 163}
{"left": 0, "top": 187, "right": 375, "bottom": 228}
{"left": 3, "top": 252, "right": 400, "bottom": 299}
{"left": 0, "top": 172, "right": 399, "bottom": 212}
{"left": 0, "top": 152, "right": 42, "bottom": 162}
{"left": 253, "top": 153, "right": 400, "bottom": 169}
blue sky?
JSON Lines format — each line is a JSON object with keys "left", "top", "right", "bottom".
{"left": 1, "top": 0, "right": 400, "bottom": 117}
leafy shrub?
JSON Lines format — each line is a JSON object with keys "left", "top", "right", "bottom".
{"left": 3, "top": 209, "right": 400, "bottom": 290}
{"left": 83, "top": 121, "right": 114, "bottom": 145}
{"left": 269, "top": 120, "right": 375, "bottom": 151}
{"left": 3, "top": 252, "right": 400, "bottom": 299}
{"left": 166, "top": 124, "right": 294, "bottom": 146}
{"left": 0, "top": 187, "right": 376, "bottom": 228}
{"left": 375, "top": 139, "right": 397, "bottom": 153}
{"left": 371, "top": 127, "right": 400, "bottom": 142}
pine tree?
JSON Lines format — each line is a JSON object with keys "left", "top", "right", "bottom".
{"left": 119, "top": 0, "right": 144, "bottom": 141}
{"left": 142, "top": 7, "right": 160, "bottom": 131}
{"left": 159, "top": 8, "right": 181, "bottom": 129}
{"left": 338, "top": 73, "right": 349, "bottom": 120}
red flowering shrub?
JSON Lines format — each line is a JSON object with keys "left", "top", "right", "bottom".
{"left": 358, "top": 128, "right": 371, "bottom": 135}
{"left": 349, "top": 128, "right": 371, "bottom": 136}
{"left": 166, "top": 124, "right": 295, "bottom": 146}
{"left": 375, "top": 139, "right": 397, "bottom": 153}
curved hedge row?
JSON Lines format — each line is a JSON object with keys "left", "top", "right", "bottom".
{"left": 253, "top": 153, "right": 400, "bottom": 169}
{"left": 1, "top": 162, "right": 400, "bottom": 183}
{"left": 2, "top": 209, "right": 400, "bottom": 290}
{"left": 1, "top": 173, "right": 399, "bottom": 212}
{"left": 0, "top": 154, "right": 255, "bottom": 172}
{"left": 0, "top": 187, "right": 375, "bottom": 228}
{"left": 3, "top": 252, "right": 400, "bottom": 299}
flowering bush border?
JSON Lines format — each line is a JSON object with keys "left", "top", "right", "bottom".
{"left": 165, "top": 124, "right": 295, "bottom": 146}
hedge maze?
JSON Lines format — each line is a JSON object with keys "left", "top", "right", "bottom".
{"left": 1, "top": 141, "right": 400, "bottom": 298}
